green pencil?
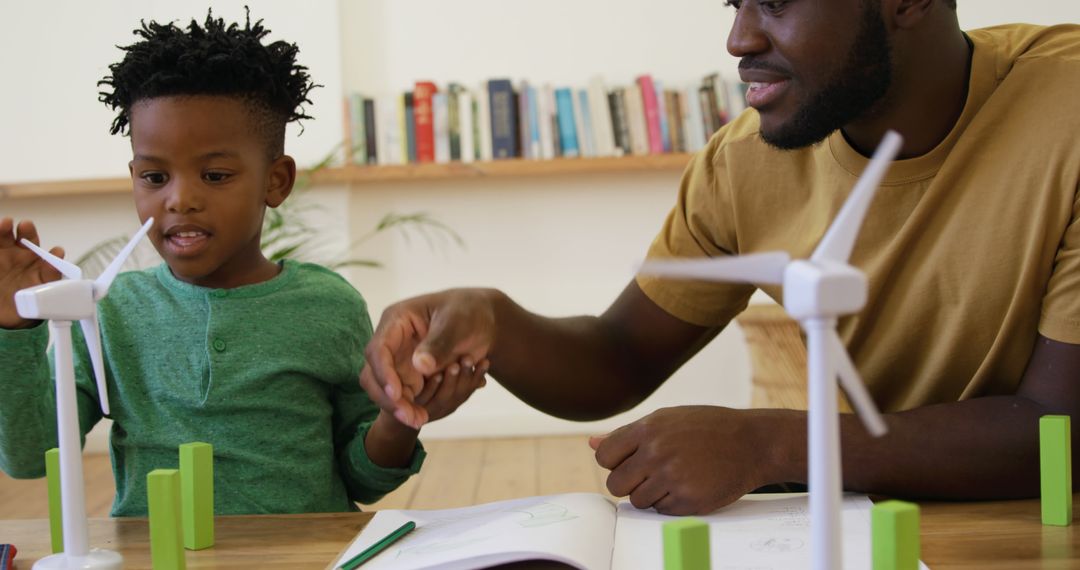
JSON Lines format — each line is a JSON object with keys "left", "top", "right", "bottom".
{"left": 339, "top": 520, "right": 416, "bottom": 569}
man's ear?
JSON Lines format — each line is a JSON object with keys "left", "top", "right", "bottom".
{"left": 888, "top": 0, "right": 935, "bottom": 29}
{"left": 266, "top": 155, "right": 296, "bottom": 208}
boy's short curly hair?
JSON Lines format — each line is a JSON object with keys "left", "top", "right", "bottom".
{"left": 98, "top": 8, "right": 319, "bottom": 158}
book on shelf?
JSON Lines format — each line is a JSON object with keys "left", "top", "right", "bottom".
{"left": 574, "top": 89, "right": 595, "bottom": 158}
{"left": 554, "top": 88, "right": 579, "bottom": 158}
{"left": 404, "top": 92, "right": 418, "bottom": 164}
{"left": 457, "top": 87, "right": 475, "bottom": 164}
{"left": 526, "top": 83, "right": 542, "bottom": 160}
{"left": 588, "top": 76, "right": 618, "bottom": 157}
{"left": 474, "top": 82, "right": 493, "bottom": 161}
{"left": 654, "top": 79, "right": 672, "bottom": 153}
{"left": 329, "top": 492, "right": 916, "bottom": 570}
{"left": 682, "top": 85, "right": 706, "bottom": 152}
{"left": 545, "top": 84, "right": 562, "bottom": 158}
{"left": 341, "top": 96, "right": 353, "bottom": 165}
{"left": 488, "top": 78, "right": 519, "bottom": 160}
{"left": 376, "top": 94, "right": 403, "bottom": 165}
{"left": 447, "top": 83, "right": 463, "bottom": 161}
{"left": 432, "top": 92, "right": 451, "bottom": 164}
{"left": 413, "top": 81, "right": 437, "bottom": 163}
{"left": 536, "top": 83, "right": 555, "bottom": 160}
{"left": 635, "top": 74, "right": 664, "bottom": 155}
{"left": 665, "top": 90, "right": 684, "bottom": 154}
{"left": 339, "top": 72, "right": 743, "bottom": 166}
{"left": 363, "top": 98, "right": 378, "bottom": 165}
{"left": 348, "top": 93, "right": 367, "bottom": 164}
{"left": 608, "top": 89, "right": 630, "bottom": 156}
{"left": 624, "top": 85, "right": 649, "bottom": 156}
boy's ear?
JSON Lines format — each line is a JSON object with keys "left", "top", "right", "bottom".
{"left": 266, "top": 155, "right": 296, "bottom": 208}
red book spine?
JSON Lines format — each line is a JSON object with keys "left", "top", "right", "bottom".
{"left": 636, "top": 75, "right": 664, "bottom": 154}
{"left": 413, "top": 81, "right": 438, "bottom": 163}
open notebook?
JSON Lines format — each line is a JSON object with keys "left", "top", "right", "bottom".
{"left": 331, "top": 492, "right": 931, "bottom": 569}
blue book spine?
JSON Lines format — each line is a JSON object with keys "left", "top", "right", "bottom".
{"left": 527, "top": 84, "right": 541, "bottom": 159}
{"left": 488, "top": 79, "right": 519, "bottom": 159}
{"left": 555, "top": 88, "right": 579, "bottom": 157}
{"left": 655, "top": 80, "right": 671, "bottom": 153}
{"left": 577, "top": 89, "right": 596, "bottom": 158}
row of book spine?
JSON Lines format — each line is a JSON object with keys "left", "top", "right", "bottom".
{"left": 342, "top": 73, "right": 746, "bottom": 166}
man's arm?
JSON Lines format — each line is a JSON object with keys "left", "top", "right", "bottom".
{"left": 591, "top": 333, "right": 1080, "bottom": 516}
{"left": 360, "top": 280, "right": 721, "bottom": 426}
{"left": 839, "top": 334, "right": 1080, "bottom": 498}
{"left": 485, "top": 280, "right": 722, "bottom": 420}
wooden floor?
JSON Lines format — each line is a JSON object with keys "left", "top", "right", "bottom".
{"left": 0, "top": 435, "right": 616, "bottom": 518}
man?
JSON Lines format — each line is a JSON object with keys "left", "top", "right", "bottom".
{"left": 360, "top": 0, "right": 1080, "bottom": 515}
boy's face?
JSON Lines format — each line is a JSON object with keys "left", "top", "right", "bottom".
{"left": 128, "top": 96, "right": 295, "bottom": 289}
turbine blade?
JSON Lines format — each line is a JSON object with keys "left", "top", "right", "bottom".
{"left": 811, "top": 130, "right": 903, "bottom": 264}
{"left": 827, "top": 329, "right": 887, "bottom": 437}
{"left": 18, "top": 239, "right": 81, "bottom": 280}
{"left": 638, "top": 251, "right": 789, "bottom": 285}
{"left": 94, "top": 217, "right": 153, "bottom": 300}
{"left": 79, "top": 310, "right": 110, "bottom": 416}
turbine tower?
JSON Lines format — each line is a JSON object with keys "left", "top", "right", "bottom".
{"left": 16, "top": 218, "right": 153, "bottom": 570}
{"left": 640, "top": 131, "right": 902, "bottom": 570}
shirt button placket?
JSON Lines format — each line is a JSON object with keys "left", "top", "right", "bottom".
{"left": 210, "top": 290, "right": 228, "bottom": 353}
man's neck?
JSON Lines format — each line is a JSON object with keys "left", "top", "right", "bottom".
{"left": 843, "top": 22, "right": 972, "bottom": 159}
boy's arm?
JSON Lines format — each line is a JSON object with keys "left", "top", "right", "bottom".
{"left": 0, "top": 325, "right": 60, "bottom": 477}
{"left": 332, "top": 381, "right": 425, "bottom": 505}
{"left": 0, "top": 219, "right": 104, "bottom": 477}
{"left": 333, "top": 302, "right": 426, "bottom": 506}
{"left": 0, "top": 323, "right": 107, "bottom": 479}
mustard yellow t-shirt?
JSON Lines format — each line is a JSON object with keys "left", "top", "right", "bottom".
{"left": 637, "top": 24, "right": 1080, "bottom": 412}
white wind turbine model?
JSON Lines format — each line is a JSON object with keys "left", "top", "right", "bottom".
{"left": 15, "top": 218, "right": 154, "bottom": 570}
{"left": 640, "top": 131, "right": 903, "bottom": 570}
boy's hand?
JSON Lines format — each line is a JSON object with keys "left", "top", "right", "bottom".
{"left": 359, "top": 289, "right": 497, "bottom": 428}
{"left": 0, "top": 218, "right": 65, "bottom": 329}
{"left": 412, "top": 357, "right": 490, "bottom": 423}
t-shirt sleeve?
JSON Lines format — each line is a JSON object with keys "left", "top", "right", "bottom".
{"left": 635, "top": 133, "right": 756, "bottom": 328}
{"left": 1039, "top": 183, "right": 1080, "bottom": 344}
{"left": 0, "top": 323, "right": 104, "bottom": 479}
{"left": 0, "top": 324, "right": 59, "bottom": 477}
{"left": 333, "top": 293, "right": 425, "bottom": 505}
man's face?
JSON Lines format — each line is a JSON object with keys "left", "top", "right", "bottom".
{"left": 128, "top": 96, "right": 286, "bottom": 289}
{"left": 727, "top": 0, "right": 892, "bottom": 149}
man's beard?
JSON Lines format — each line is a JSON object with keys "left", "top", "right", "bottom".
{"left": 760, "top": 3, "right": 893, "bottom": 150}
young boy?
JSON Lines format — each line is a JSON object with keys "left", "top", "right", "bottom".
{"left": 0, "top": 11, "right": 486, "bottom": 516}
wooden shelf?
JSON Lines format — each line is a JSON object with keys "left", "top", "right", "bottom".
{"left": 0, "top": 154, "right": 693, "bottom": 200}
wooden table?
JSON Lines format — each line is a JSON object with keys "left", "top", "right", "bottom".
{"left": 1, "top": 497, "right": 1077, "bottom": 569}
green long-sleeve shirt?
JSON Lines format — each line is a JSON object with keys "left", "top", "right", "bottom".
{"left": 0, "top": 260, "right": 424, "bottom": 516}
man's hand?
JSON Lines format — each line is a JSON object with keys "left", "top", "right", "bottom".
{"left": 359, "top": 289, "right": 498, "bottom": 429}
{"left": 590, "top": 406, "right": 802, "bottom": 515}
{"left": 0, "top": 218, "right": 64, "bottom": 329}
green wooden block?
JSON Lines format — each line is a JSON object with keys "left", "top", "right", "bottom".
{"left": 148, "top": 469, "right": 186, "bottom": 570}
{"left": 180, "top": 442, "right": 214, "bottom": 550}
{"left": 45, "top": 448, "right": 63, "bottom": 554}
{"left": 1040, "top": 415, "right": 1073, "bottom": 526}
{"left": 872, "top": 500, "right": 920, "bottom": 570}
{"left": 663, "top": 517, "right": 711, "bottom": 570}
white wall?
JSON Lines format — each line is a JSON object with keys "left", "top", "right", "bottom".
{"left": 0, "top": 0, "right": 344, "bottom": 183}
{"left": 2, "top": 1, "right": 1077, "bottom": 452}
